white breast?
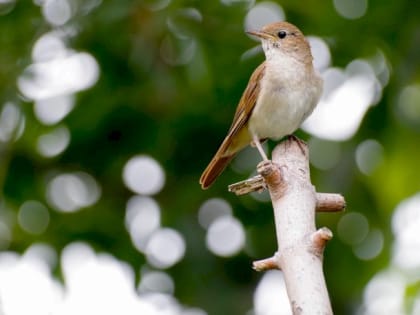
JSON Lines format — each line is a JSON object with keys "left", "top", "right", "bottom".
{"left": 248, "top": 55, "right": 322, "bottom": 140}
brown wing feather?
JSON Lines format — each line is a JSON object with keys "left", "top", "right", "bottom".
{"left": 200, "top": 62, "right": 266, "bottom": 189}
{"left": 228, "top": 62, "right": 266, "bottom": 137}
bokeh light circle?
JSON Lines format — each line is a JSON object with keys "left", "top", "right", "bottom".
{"left": 123, "top": 155, "right": 165, "bottom": 195}
{"left": 355, "top": 139, "right": 384, "bottom": 175}
{"left": 206, "top": 216, "right": 245, "bottom": 257}
{"left": 254, "top": 270, "right": 291, "bottom": 315}
{"left": 198, "top": 198, "right": 232, "bottom": 229}
{"left": 34, "top": 95, "right": 75, "bottom": 125}
{"left": 138, "top": 271, "right": 174, "bottom": 294}
{"left": 337, "top": 212, "right": 369, "bottom": 245}
{"left": 307, "top": 36, "right": 331, "bottom": 72}
{"left": 397, "top": 84, "right": 420, "bottom": 127}
{"left": 0, "top": 102, "right": 25, "bottom": 143}
{"left": 37, "top": 126, "right": 70, "bottom": 157}
{"left": 333, "top": 0, "right": 368, "bottom": 19}
{"left": 146, "top": 228, "right": 186, "bottom": 269}
{"left": 42, "top": 0, "right": 73, "bottom": 26}
{"left": 392, "top": 193, "right": 420, "bottom": 269}
{"left": 245, "top": 1, "right": 285, "bottom": 33}
{"left": 353, "top": 229, "right": 384, "bottom": 260}
{"left": 126, "top": 196, "right": 161, "bottom": 252}
{"left": 18, "top": 200, "right": 50, "bottom": 235}
{"left": 46, "top": 172, "right": 101, "bottom": 212}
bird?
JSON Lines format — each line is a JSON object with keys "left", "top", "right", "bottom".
{"left": 200, "top": 21, "right": 323, "bottom": 189}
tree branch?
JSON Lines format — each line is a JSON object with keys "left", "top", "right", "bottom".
{"left": 253, "top": 252, "right": 282, "bottom": 272}
{"left": 231, "top": 137, "right": 343, "bottom": 314}
{"left": 229, "top": 177, "right": 345, "bottom": 212}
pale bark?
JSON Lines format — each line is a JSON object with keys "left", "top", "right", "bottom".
{"left": 229, "top": 176, "right": 345, "bottom": 213}
{"left": 231, "top": 137, "right": 344, "bottom": 315}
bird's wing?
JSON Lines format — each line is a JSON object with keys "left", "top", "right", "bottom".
{"left": 199, "top": 62, "right": 265, "bottom": 189}
{"left": 227, "top": 61, "right": 265, "bottom": 137}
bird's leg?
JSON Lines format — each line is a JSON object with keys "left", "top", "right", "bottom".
{"left": 252, "top": 135, "right": 269, "bottom": 161}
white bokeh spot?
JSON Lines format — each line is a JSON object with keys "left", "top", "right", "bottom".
{"left": 198, "top": 198, "right": 232, "bottom": 229}
{"left": 37, "top": 126, "right": 70, "bottom": 157}
{"left": 123, "top": 155, "right": 165, "bottom": 195}
{"left": 146, "top": 228, "right": 186, "bottom": 269}
{"left": 126, "top": 196, "right": 161, "bottom": 253}
{"left": 46, "top": 172, "right": 101, "bottom": 212}
{"left": 392, "top": 193, "right": 420, "bottom": 269}
{"left": 206, "top": 216, "right": 245, "bottom": 257}
{"left": 254, "top": 270, "right": 292, "bottom": 315}
{"left": 245, "top": 1, "right": 285, "bottom": 33}
{"left": 303, "top": 60, "right": 381, "bottom": 141}
{"left": 18, "top": 52, "right": 99, "bottom": 101}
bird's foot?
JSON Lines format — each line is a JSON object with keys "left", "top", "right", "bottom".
{"left": 257, "top": 159, "right": 275, "bottom": 177}
{"left": 287, "top": 135, "right": 307, "bottom": 156}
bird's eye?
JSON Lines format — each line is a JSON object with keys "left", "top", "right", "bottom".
{"left": 277, "top": 31, "right": 287, "bottom": 39}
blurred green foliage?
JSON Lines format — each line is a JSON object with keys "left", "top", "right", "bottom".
{"left": 1, "top": 0, "right": 420, "bottom": 314}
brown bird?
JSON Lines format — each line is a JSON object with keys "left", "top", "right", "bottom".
{"left": 200, "top": 21, "right": 323, "bottom": 189}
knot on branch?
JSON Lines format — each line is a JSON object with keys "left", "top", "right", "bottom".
{"left": 253, "top": 252, "right": 282, "bottom": 272}
{"left": 257, "top": 160, "right": 286, "bottom": 199}
{"left": 310, "top": 227, "right": 333, "bottom": 257}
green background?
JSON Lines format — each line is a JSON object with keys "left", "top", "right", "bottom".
{"left": 1, "top": 0, "right": 420, "bottom": 314}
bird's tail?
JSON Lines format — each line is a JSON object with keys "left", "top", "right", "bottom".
{"left": 199, "top": 152, "right": 235, "bottom": 189}
{"left": 200, "top": 127, "right": 250, "bottom": 189}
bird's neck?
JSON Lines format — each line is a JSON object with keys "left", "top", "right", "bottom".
{"left": 264, "top": 51, "right": 315, "bottom": 85}
{"left": 263, "top": 41, "right": 313, "bottom": 68}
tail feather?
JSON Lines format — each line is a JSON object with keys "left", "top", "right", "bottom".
{"left": 199, "top": 154, "right": 235, "bottom": 189}
{"left": 200, "top": 126, "right": 251, "bottom": 189}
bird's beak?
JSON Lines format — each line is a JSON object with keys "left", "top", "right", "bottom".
{"left": 246, "top": 30, "right": 273, "bottom": 40}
